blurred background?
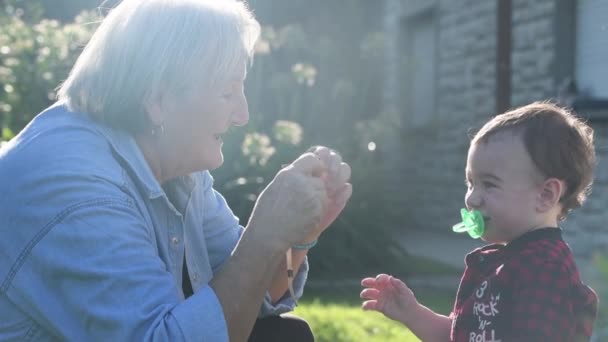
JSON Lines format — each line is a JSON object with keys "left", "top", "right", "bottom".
{"left": 1, "top": 0, "right": 607, "bottom": 340}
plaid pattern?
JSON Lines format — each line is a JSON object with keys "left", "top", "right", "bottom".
{"left": 450, "top": 228, "right": 598, "bottom": 342}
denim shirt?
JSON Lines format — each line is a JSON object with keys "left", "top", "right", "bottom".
{"left": 0, "top": 104, "right": 308, "bottom": 341}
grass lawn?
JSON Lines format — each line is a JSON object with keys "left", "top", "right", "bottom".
{"left": 294, "top": 285, "right": 454, "bottom": 342}
{"left": 295, "top": 249, "right": 459, "bottom": 341}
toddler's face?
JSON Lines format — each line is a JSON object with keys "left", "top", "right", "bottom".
{"left": 464, "top": 131, "right": 545, "bottom": 244}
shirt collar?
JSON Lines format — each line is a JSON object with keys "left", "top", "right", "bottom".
{"left": 465, "top": 227, "right": 562, "bottom": 266}
{"left": 55, "top": 103, "right": 168, "bottom": 199}
{"left": 96, "top": 123, "right": 167, "bottom": 199}
{"left": 502, "top": 227, "right": 562, "bottom": 254}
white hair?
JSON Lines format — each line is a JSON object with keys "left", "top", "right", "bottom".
{"left": 57, "top": 0, "right": 260, "bottom": 133}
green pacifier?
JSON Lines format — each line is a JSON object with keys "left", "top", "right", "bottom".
{"left": 452, "top": 208, "right": 485, "bottom": 239}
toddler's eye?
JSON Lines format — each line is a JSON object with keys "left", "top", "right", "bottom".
{"left": 221, "top": 92, "right": 233, "bottom": 100}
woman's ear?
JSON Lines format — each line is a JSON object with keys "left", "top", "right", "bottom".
{"left": 537, "top": 178, "right": 565, "bottom": 213}
{"left": 144, "top": 101, "right": 164, "bottom": 127}
{"left": 143, "top": 92, "right": 167, "bottom": 127}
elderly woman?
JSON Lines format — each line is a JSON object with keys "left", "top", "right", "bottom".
{"left": 0, "top": 0, "right": 351, "bottom": 341}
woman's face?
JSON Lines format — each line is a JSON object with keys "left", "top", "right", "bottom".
{"left": 162, "top": 63, "right": 249, "bottom": 174}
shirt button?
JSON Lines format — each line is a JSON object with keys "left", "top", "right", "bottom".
{"left": 478, "top": 255, "right": 484, "bottom": 262}
{"left": 171, "top": 236, "right": 179, "bottom": 245}
{"left": 192, "top": 273, "right": 199, "bottom": 282}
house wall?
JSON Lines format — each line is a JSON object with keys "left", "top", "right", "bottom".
{"left": 511, "top": 0, "right": 558, "bottom": 106}
{"left": 384, "top": 0, "right": 606, "bottom": 281}
{"left": 383, "top": 0, "right": 498, "bottom": 236}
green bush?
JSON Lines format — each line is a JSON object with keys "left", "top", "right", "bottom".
{"left": 0, "top": 2, "right": 99, "bottom": 138}
{"left": 1, "top": 1, "right": 412, "bottom": 280}
{"left": 594, "top": 254, "right": 608, "bottom": 334}
{"left": 213, "top": 9, "right": 411, "bottom": 279}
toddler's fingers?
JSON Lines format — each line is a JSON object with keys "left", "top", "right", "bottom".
{"left": 361, "top": 277, "right": 378, "bottom": 287}
{"left": 362, "top": 274, "right": 392, "bottom": 288}
{"left": 362, "top": 300, "right": 379, "bottom": 311}
{"left": 360, "top": 288, "right": 380, "bottom": 300}
{"left": 390, "top": 276, "right": 413, "bottom": 296}
{"left": 375, "top": 273, "right": 391, "bottom": 285}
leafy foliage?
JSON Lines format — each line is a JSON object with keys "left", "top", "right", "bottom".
{"left": 594, "top": 254, "right": 608, "bottom": 332}
{"left": 0, "top": 1, "right": 99, "bottom": 138}
{"left": 213, "top": 1, "right": 411, "bottom": 279}
{"left": 1, "top": 0, "right": 411, "bottom": 279}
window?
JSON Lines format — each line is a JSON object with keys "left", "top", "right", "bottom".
{"left": 399, "top": 9, "right": 437, "bottom": 128}
{"left": 576, "top": 0, "right": 608, "bottom": 98}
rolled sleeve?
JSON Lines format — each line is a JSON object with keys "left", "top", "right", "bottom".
{"left": 170, "top": 286, "right": 228, "bottom": 341}
{"left": 259, "top": 256, "right": 309, "bottom": 317}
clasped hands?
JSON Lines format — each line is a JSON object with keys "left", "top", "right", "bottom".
{"left": 248, "top": 146, "right": 352, "bottom": 250}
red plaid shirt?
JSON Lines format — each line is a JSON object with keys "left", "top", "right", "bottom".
{"left": 449, "top": 228, "right": 597, "bottom": 342}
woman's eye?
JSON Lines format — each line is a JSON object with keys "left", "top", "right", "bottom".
{"left": 482, "top": 181, "right": 496, "bottom": 188}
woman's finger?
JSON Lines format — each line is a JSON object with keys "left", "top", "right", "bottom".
{"left": 290, "top": 153, "right": 325, "bottom": 177}
{"left": 336, "top": 162, "right": 351, "bottom": 184}
{"left": 327, "top": 150, "right": 341, "bottom": 176}
{"left": 335, "top": 183, "right": 353, "bottom": 206}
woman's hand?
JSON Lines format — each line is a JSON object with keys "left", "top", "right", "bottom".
{"left": 247, "top": 152, "right": 328, "bottom": 248}
{"left": 360, "top": 274, "right": 419, "bottom": 325}
{"left": 247, "top": 146, "right": 352, "bottom": 248}
{"left": 307, "top": 146, "right": 352, "bottom": 237}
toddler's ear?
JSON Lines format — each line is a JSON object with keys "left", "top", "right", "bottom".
{"left": 537, "top": 178, "right": 565, "bottom": 212}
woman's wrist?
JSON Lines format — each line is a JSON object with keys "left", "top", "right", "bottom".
{"left": 292, "top": 239, "right": 318, "bottom": 250}
{"left": 243, "top": 220, "right": 290, "bottom": 257}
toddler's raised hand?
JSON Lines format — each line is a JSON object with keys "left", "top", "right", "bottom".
{"left": 360, "top": 274, "right": 418, "bottom": 325}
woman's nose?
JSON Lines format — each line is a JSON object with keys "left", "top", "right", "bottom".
{"left": 231, "top": 95, "right": 249, "bottom": 127}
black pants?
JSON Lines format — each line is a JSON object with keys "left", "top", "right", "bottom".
{"left": 248, "top": 314, "right": 314, "bottom": 342}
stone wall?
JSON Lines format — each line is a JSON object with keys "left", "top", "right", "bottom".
{"left": 511, "top": 0, "right": 558, "bottom": 106}
{"left": 510, "top": 0, "right": 607, "bottom": 282}
{"left": 383, "top": 0, "right": 498, "bottom": 233}
{"left": 566, "top": 123, "right": 608, "bottom": 282}
{"left": 383, "top": 0, "right": 607, "bottom": 280}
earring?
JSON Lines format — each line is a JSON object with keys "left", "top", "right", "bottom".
{"left": 151, "top": 123, "right": 165, "bottom": 136}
